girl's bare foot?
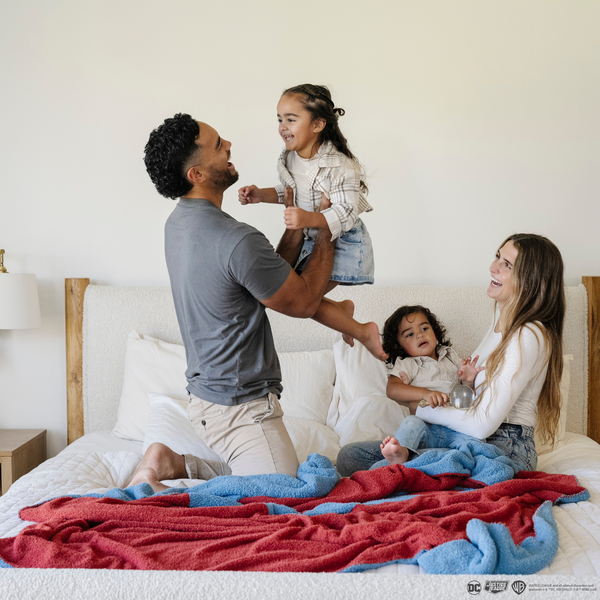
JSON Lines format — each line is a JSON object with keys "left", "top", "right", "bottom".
{"left": 358, "top": 321, "right": 388, "bottom": 361}
{"left": 339, "top": 299, "right": 355, "bottom": 347}
{"left": 381, "top": 436, "right": 410, "bottom": 464}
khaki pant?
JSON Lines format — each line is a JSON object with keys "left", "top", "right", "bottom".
{"left": 186, "top": 392, "right": 299, "bottom": 478}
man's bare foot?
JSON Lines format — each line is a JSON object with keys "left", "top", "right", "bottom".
{"left": 381, "top": 436, "right": 410, "bottom": 465}
{"left": 339, "top": 299, "right": 355, "bottom": 347}
{"left": 358, "top": 321, "right": 388, "bottom": 361}
{"left": 128, "top": 466, "right": 169, "bottom": 493}
{"left": 127, "top": 443, "right": 186, "bottom": 490}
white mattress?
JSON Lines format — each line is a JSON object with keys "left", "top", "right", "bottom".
{"left": 1, "top": 431, "right": 600, "bottom": 576}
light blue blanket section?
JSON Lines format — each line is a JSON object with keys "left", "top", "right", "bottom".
{"left": 379, "top": 437, "right": 518, "bottom": 486}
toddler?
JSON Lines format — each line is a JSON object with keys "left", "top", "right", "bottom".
{"left": 379, "top": 305, "right": 482, "bottom": 464}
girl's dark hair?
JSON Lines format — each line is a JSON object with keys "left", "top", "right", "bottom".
{"left": 144, "top": 113, "right": 200, "bottom": 199}
{"left": 382, "top": 305, "right": 451, "bottom": 367}
{"left": 282, "top": 84, "right": 367, "bottom": 195}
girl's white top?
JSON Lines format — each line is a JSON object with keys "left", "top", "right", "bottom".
{"left": 416, "top": 317, "right": 549, "bottom": 439}
{"left": 285, "top": 152, "right": 319, "bottom": 214}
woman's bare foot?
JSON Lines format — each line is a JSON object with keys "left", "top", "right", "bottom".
{"left": 339, "top": 299, "right": 355, "bottom": 347}
{"left": 381, "top": 436, "right": 410, "bottom": 464}
{"left": 358, "top": 321, "right": 388, "bottom": 361}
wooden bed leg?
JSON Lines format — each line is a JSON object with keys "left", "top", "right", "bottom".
{"left": 65, "top": 278, "right": 89, "bottom": 444}
{"left": 583, "top": 276, "right": 600, "bottom": 444}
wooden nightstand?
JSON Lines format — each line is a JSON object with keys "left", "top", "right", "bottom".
{"left": 0, "top": 429, "right": 47, "bottom": 496}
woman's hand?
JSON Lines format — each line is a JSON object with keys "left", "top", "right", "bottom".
{"left": 422, "top": 390, "right": 449, "bottom": 408}
{"left": 457, "top": 355, "right": 484, "bottom": 387}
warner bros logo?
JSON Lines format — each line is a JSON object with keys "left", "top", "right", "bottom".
{"left": 512, "top": 581, "right": 527, "bottom": 595}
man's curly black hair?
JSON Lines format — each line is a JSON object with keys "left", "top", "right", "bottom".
{"left": 144, "top": 113, "right": 200, "bottom": 199}
{"left": 382, "top": 305, "right": 452, "bottom": 367}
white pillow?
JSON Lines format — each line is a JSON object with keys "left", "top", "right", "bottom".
{"left": 143, "top": 393, "right": 222, "bottom": 461}
{"left": 112, "top": 331, "right": 188, "bottom": 441}
{"left": 534, "top": 355, "right": 573, "bottom": 455}
{"left": 327, "top": 337, "right": 389, "bottom": 430}
{"left": 333, "top": 394, "right": 410, "bottom": 446}
{"left": 282, "top": 416, "right": 341, "bottom": 464}
{"left": 112, "top": 330, "right": 336, "bottom": 442}
{"left": 278, "top": 349, "right": 336, "bottom": 425}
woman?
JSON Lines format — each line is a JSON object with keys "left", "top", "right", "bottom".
{"left": 336, "top": 233, "right": 565, "bottom": 476}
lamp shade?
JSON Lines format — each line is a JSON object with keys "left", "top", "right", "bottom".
{"left": 0, "top": 273, "right": 42, "bottom": 329}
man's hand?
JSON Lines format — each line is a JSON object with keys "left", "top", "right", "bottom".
{"left": 457, "top": 355, "right": 484, "bottom": 387}
{"left": 422, "top": 390, "right": 449, "bottom": 408}
{"left": 238, "top": 185, "right": 262, "bottom": 205}
{"left": 283, "top": 206, "right": 311, "bottom": 230}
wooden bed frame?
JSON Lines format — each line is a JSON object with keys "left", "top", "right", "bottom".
{"left": 64, "top": 277, "right": 600, "bottom": 446}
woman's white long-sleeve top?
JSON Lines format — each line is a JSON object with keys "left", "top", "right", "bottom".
{"left": 415, "top": 319, "right": 549, "bottom": 439}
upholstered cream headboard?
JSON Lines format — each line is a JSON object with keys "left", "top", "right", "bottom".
{"left": 65, "top": 278, "right": 600, "bottom": 445}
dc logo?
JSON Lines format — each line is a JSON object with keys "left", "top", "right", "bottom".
{"left": 467, "top": 581, "right": 481, "bottom": 595}
{"left": 512, "top": 581, "right": 527, "bottom": 595}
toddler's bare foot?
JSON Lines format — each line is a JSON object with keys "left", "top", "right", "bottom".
{"left": 381, "top": 436, "right": 410, "bottom": 465}
{"left": 340, "top": 299, "right": 355, "bottom": 347}
{"left": 359, "top": 321, "right": 388, "bottom": 361}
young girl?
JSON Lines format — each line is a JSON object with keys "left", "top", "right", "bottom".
{"left": 336, "top": 234, "right": 565, "bottom": 476}
{"left": 238, "top": 84, "right": 386, "bottom": 361}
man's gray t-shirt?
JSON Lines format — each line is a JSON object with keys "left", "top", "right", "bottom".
{"left": 165, "top": 199, "right": 291, "bottom": 405}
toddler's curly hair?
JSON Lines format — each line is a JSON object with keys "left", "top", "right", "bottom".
{"left": 382, "top": 305, "right": 452, "bottom": 367}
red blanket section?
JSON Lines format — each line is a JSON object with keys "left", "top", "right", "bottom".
{"left": 0, "top": 466, "right": 584, "bottom": 572}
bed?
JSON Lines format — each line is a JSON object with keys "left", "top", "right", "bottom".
{"left": 0, "top": 277, "right": 599, "bottom": 598}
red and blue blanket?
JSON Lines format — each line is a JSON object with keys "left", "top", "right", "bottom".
{"left": 0, "top": 440, "right": 588, "bottom": 574}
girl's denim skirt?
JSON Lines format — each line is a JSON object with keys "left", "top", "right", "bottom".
{"left": 294, "top": 218, "right": 374, "bottom": 285}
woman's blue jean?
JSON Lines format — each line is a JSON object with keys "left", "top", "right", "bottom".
{"left": 335, "top": 416, "right": 537, "bottom": 477}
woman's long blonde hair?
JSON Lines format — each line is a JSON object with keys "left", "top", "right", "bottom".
{"left": 473, "top": 233, "right": 565, "bottom": 447}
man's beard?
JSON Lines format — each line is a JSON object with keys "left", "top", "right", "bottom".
{"left": 209, "top": 165, "right": 239, "bottom": 191}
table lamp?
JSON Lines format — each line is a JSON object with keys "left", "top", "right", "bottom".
{"left": 0, "top": 249, "right": 41, "bottom": 329}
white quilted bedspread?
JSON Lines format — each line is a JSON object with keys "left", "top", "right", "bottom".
{"left": 0, "top": 449, "right": 141, "bottom": 538}
{"left": 1, "top": 432, "right": 599, "bottom": 576}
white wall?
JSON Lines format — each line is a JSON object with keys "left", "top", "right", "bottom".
{"left": 1, "top": 0, "right": 599, "bottom": 457}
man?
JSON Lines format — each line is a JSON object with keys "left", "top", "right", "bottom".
{"left": 129, "top": 114, "right": 335, "bottom": 491}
